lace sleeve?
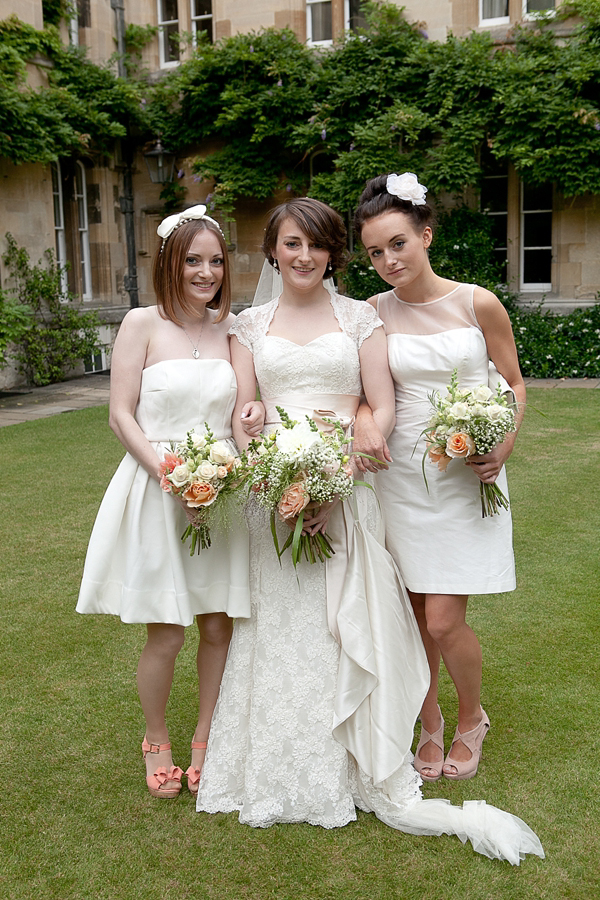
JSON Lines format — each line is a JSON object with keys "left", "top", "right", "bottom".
{"left": 331, "top": 294, "right": 385, "bottom": 348}
{"left": 228, "top": 301, "right": 277, "bottom": 352}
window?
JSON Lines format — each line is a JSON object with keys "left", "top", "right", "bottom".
{"left": 481, "top": 167, "right": 509, "bottom": 283}
{"left": 158, "top": 0, "right": 180, "bottom": 67}
{"left": 85, "top": 325, "right": 111, "bottom": 373}
{"left": 346, "top": 0, "right": 367, "bottom": 30}
{"left": 51, "top": 162, "right": 68, "bottom": 295}
{"left": 480, "top": 0, "right": 509, "bottom": 24}
{"left": 74, "top": 162, "right": 92, "bottom": 300}
{"left": 520, "top": 183, "right": 552, "bottom": 290}
{"left": 307, "top": 0, "right": 333, "bottom": 44}
{"left": 523, "top": 0, "right": 555, "bottom": 15}
{"left": 191, "top": 0, "right": 212, "bottom": 44}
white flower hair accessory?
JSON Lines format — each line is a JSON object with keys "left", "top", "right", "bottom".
{"left": 157, "top": 204, "right": 224, "bottom": 243}
{"left": 386, "top": 172, "right": 428, "bottom": 206}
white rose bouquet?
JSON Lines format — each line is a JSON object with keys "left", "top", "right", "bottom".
{"left": 159, "top": 425, "right": 246, "bottom": 554}
{"left": 246, "top": 407, "right": 373, "bottom": 567}
{"left": 422, "top": 369, "right": 517, "bottom": 517}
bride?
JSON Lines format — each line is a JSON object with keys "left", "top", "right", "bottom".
{"left": 195, "top": 198, "right": 544, "bottom": 865}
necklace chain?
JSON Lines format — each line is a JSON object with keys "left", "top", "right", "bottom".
{"left": 181, "top": 316, "right": 205, "bottom": 359}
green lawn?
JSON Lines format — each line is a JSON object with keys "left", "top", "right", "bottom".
{"left": 1, "top": 389, "right": 598, "bottom": 899}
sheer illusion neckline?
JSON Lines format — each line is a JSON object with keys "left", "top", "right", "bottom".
{"left": 391, "top": 284, "right": 461, "bottom": 306}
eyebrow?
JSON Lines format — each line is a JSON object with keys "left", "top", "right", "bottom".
{"left": 365, "top": 233, "right": 407, "bottom": 251}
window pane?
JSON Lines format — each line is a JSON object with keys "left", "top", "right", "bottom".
{"left": 481, "top": 0, "right": 508, "bottom": 17}
{"left": 493, "top": 249, "right": 508, "bottom": 282}
{"left": 349, "top": 0, "right": 368, "bottom": 30}
{"left": 527, "top": 0, "right": 554, "bottom": 11}
{"left": 195, "top": 18, "right": 212, "bottom": 40}
{"left": 481, "top": 177, "right": 508, "bottom": 213}
{"left": 523, "top": 182, "right": 552, "bottom": 211}
{"left": 162, "top": 23, "right": 180, "bottom": 61}
{"left": 524, "top": 211, "right": 552, "bottom": 248}
{"left": 161, "top": 0, "right": 178, "bottom": 21}
{"left": 311, "top": 2, "right": 332, "bottom": 41}
{"left": 489, "top": 214, "right": 508, "bottom": 248}
{"left": 192, "top": 0, "right": 211, "bottom": 14}
{"left": 523, "top": 249, "right": 552, "bottom": 284}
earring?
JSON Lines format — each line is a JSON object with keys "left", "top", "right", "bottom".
{"left": 325, "top": 262, "right": 333, "bottom": 275}
{"left": 272, "top": 259, "right": 280, "bottom": 273}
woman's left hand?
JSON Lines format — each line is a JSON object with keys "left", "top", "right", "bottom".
{"left": 302, "top": 498, "right": 340, "bottom": 536}
{"left": 240, "top": 400, "right": 265, "bottom": 436}
{"left": 466, "top": 437, "right": 514, "bottom": 484}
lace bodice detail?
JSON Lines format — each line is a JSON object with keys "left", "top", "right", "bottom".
{"left": 229, "top": 293, "right": 383, "bottom": 399}
{"left": 377, "top": 283, "right": 482, "bottom": 336}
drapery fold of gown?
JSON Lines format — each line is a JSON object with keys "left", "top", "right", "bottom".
{"left": 77, "top": 358, "right": 250, "bottom": 625}
{"left": 196, "top": 297, "right": 544, "bottom": 865}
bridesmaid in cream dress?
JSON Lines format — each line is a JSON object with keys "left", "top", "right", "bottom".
{"left": 77, "top": 206, "right": 263, "bottom": 799}
{"left": 353, "top": 174, "right": 526, "bottom": 784}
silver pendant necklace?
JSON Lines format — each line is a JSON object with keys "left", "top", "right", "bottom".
{"left": 181, "top": 316, "right": 205, "bottom": 359}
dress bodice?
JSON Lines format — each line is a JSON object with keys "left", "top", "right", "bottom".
{"left": 135, "top": 358, "right": 237, "bottom": 443}
{"left": 229, "top": 293, "right": 383, "bottom": 408}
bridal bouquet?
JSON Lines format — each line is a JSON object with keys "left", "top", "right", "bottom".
{"left": 423, "top": 369, "right": 517, "bottom": 517}
{"left": 159, "top": 426, "right": 245, "bottom": 554}
{"left": 245, "top": 407, "right": 359, "bottom": 567}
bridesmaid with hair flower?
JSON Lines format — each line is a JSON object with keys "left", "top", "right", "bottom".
{"left": 77, "top": 206, "right": 264, "bottom": 799}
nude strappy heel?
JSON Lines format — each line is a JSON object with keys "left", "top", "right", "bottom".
{"left": 443, "top": 708, "right": 490, "bottom": 781}
{"left": 413, "top": 706, "right": 445, "bottom": 782}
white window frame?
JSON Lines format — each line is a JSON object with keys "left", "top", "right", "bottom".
{"left": 74, "top": 162, "right": 92, "bottom": 300}
{"left": 479, "top": 0, "right": 510, "bottom": 26}
{"left": 51, "top": 161, "right": 69, "bottom": 296}
{"left": 522, "top": 0, "right": 556, "bottom": 20}
{"left": 84, "top": 324, "right": 111, "bottom": 374}
{"left": 191, "top": 0, "right": 212, "bottom": 45}
{"left": 307, "top": 0, "right": 333, "bottom": 46}
{"left": 520, "top": 182, "right": 553, "bottom": 292}
{"left": 480, "top": 172, "right": 509, "bottom": 280}
{"left": 69, "top": 10, "right": 79, "bottom": 46}
{"left": 158, "top": 0, "right": 180, "bottom": 69}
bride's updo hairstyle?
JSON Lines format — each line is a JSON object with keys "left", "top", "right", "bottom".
{"left": 353, "top": 174, "right": 436, "bottom": 239}
{"left": 263, "top": 197, "right": 347, "bottom": 275}
{"left": 152, "top": 218, "right": 231, "bottom": 325}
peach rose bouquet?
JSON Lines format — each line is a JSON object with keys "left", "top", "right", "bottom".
{"left": 422, "top": 369, "right": 517, "bottom": 517}
{"left": 159, "top": 424, "right": 246, "bottom": 554}
{"left": 245, "top": 407, "right": 369, "bottom": 567}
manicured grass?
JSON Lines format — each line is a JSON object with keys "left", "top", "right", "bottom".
{"left": 1, "top": 392, "right": 598, "bottom": 899}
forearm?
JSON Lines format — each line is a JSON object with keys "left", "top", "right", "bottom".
{"left": 109, "top": 410, "right": 163, "bottom": 482}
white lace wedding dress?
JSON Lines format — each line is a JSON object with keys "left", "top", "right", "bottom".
{"left": 195, "top": 293, "right": 544, "bottom": 865}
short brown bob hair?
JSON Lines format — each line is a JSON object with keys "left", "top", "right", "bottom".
{"left": 262, "top": 198, "right": 347, "bottom": 275}
{"left": 353, "top": 174, "right": 436, "bottom": 238}
{"left": 152, "top": 218, "right": 231, "bottom": 324}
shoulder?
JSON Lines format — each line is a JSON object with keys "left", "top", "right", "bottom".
{"left": 118, "top": 305, "right": 158, "bottom": 339}
{"left": 472, "top": 285, "right": 506, "bottom": 317}
{"left": 366, "top": 294, "right": 379, "bottom": 309}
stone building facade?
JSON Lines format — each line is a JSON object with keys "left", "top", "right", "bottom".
{"left": 0, "top": 0, "right": 597, "bottom": 386}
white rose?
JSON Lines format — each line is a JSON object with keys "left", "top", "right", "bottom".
{"left": 216, "top": 465, "right": 228, "bottom": 479}
{"left": 486, "top": 404, "right": 507, "bottom": 423}
{"left": 471, "top": 385, "right": 493, "bottom": 402}
{"left": 434, "top": 424, "right": 449, "bottom": 437}
{"left": 198, "top": 461, "right": 218, "bottom": 479}
{"left": 448, "top": 401, "right": 470, "bottom": 420}
{"left": 386, "top": 172, "right": 428, "bottom": 206}
{"left": 169, "top": 464, "right": 190, "bottom": 487}
{"left": 471, "top": 403, "right": 487, "bottom": 418}
{"left": 276, "top": 422, "right": 322, "bottom": 458}
{"left": 209, "top": 441, "right": 230, "bottom": 464}
{"left": 189, "top": 431, "right": 207, "bottom": 449}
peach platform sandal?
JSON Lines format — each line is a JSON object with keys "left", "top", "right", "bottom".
{"left": 141, "top": 737, "right": 183, "bottom": 798}
{"left": 443, "top": 708, "right": 490, "bottom": 781}
{"left": 185, "top": 740, "right": 208, "bottom": 796}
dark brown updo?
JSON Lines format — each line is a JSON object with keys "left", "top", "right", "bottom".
{"left": 262, "top": 197, "right": 347, "bottom": 275}
{"left": 353, "top": 174, "right": 436, "bottom": 238}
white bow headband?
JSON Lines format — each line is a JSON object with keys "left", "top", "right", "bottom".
{"left": 386, "top": 173, "right": 428, "bottom": 206}
{"left": 157, "top": 204, "right": 224, "bottom": 246}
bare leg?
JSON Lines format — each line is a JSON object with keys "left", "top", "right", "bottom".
{"left": 137, "top": 623, "right": 185, "bottom": 781}
{"left": 190, "top": 612, "right": 233, "bottom": 774}
{"left": 423, "top": 594, "right": 484, "bottom": 774}
{"left": 409, "top": 590, "right": 443, "bottom": 777}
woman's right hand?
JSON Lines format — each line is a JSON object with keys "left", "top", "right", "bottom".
{"left": 353, "top": 412, "right": 392, "bottom": 473}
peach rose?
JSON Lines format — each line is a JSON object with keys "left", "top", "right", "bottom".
{"left": 183, "top": 481, "right": 217, "bottom": 507}
{"left": 159, "top": 452, "right": 184, "bottom": 476}
{"left": 278, "top": 481, "right": 310, "bottom": 520}
{"left": 216, "top": 465, "right": 228, "bottom": 479}
{"left": 445, "top": 432, "right": 476, "bottom": 459}
{"left": 428, "top": 445, "right": 452, "bottom": 472}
